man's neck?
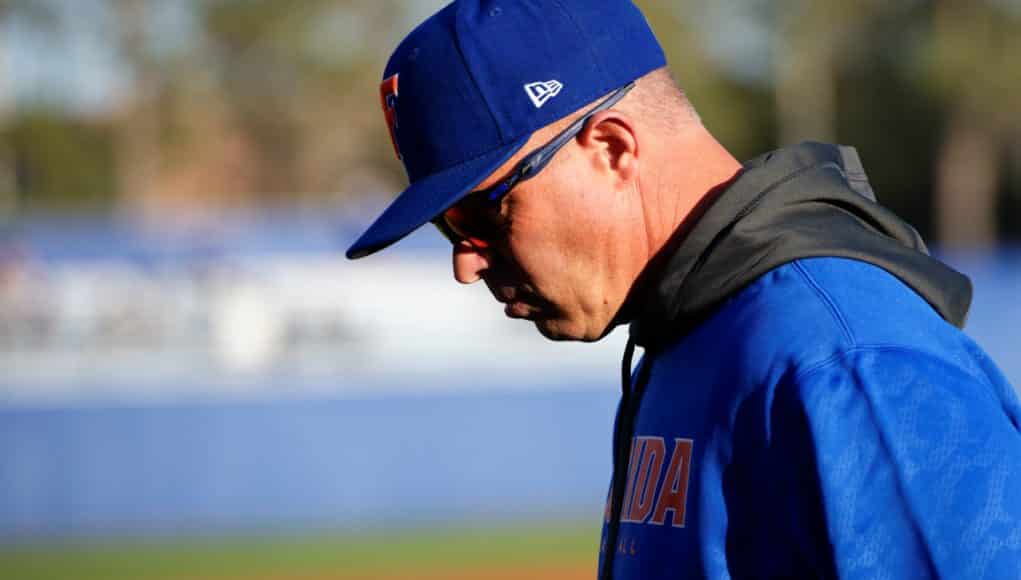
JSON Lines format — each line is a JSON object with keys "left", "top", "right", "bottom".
{"left": 607, "top": 126, "right": 742, "bottom": 333}
{"left": 640, "top": 127, "right": 743, "bottom": 261}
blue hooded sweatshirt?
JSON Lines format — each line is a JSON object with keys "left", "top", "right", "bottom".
{"left": 598, "top": 143, "right": 1021, "bottom": 579}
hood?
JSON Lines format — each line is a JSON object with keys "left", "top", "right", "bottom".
{"left": 628, "top": 141, "right": 972, "bottom": 347}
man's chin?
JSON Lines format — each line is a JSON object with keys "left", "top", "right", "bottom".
{"left": 533, "top": 317, "right": 606, "bottom": 343}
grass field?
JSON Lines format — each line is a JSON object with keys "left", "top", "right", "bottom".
{"left": 0, "top": 522, "right": 598, "bottom": 580}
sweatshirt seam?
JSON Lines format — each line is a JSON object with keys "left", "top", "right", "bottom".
{"left": 791, "top": 260, "right": 856, "bottom": 348}
{"left": 792, "top": 343, "right": 994, "bottom": 392}
{"left": 788, "top": 347, "right": 942, "bottom": 576}
{"left": 793, "top": 345, "right": 901, "bottom": 382}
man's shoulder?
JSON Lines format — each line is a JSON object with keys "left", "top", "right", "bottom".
{"left": 786, "top": 256, "right": 960, "bottom": 345}
{"left": 694, "top": 256, "right": 970, "bottom": 375}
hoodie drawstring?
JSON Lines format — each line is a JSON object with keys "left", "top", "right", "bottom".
{"left": 600, "top": 335, "right": 641, "bottom": 580}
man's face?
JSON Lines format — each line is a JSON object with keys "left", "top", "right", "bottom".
{"left": 448, "top": 131, "right": 638, "bottom": 342}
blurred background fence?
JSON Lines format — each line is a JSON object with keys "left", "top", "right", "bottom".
{"left": 1, "top": 0, "right": 1020, "bottom": 577}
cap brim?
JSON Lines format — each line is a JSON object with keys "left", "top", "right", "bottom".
{"left": 346, "top": 135, "right": 531, "bottom": 260}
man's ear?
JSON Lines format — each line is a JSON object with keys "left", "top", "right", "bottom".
{"left": 577, "top": 110, "right": 639, "bottom": 184}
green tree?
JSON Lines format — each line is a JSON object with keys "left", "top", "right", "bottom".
{"left": 0, "top": 0, "right": 57, "bottom": 218}
{"left": 113, "top": 0, "right": 162, "bottom": 216}
{"left": 4, "top": 112, "right": 116, "bottom": 211}
{"left": 921, "top": 0, "right": 1021, "bottom": 246}
{"left": 635, "top": 0, "right": 774, "bottom": 159}
{"left": 193, "top": 0, "right": 408, "bottom": 204}
{"left": 769, "top": 0, "right": 893, "bottom": 146}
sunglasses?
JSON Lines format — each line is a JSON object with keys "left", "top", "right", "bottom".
{"left": 433, "top": 81, "right": 636, "bottom": 249}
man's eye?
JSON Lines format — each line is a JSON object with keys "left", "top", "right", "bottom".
{"left": 491, "top": 208, "right": 511, "bottom": 232}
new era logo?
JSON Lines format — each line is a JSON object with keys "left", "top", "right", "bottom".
{"left": 524, "top": 80, "right": 563, "bottom": 109}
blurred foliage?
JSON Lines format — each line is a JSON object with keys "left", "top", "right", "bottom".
{"left": 830, "top": 1, "right": 947, "bottom": 238}
{"left": 0, "top": 0, "right": 1019, "bottom": 243}
{"left": 636, "top": 1, "right": 776, "bottom": 161}
{"left": 2, "top": 113, "right": 116, "bottom": 212}
{"left": 186, "top": 0, "right": 406, "bottom": 205}
{"left": 922, "top": 0, "right": 1021, "bottom": 121}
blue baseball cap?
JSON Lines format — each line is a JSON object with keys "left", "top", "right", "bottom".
{"left": 346, "top": 0, "right": 666, "bottom": 259}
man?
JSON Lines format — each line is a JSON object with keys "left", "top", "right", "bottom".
{"left": 347, "top": 1, "right": 1021, "bottom": 578}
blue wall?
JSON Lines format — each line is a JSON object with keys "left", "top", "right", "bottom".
{"left": 0, "top": 387, "right": 620, "bottom": 539}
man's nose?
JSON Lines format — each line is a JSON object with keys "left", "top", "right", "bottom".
{"left": 452, "top": 242, "right": 490, "bottom": 284}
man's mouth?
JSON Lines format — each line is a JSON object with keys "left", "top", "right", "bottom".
{"left": 503, "top": 300, "right": 535, "bottom": 319}
{"left": 492, "top": 285, "right": 555, "bottom": 320}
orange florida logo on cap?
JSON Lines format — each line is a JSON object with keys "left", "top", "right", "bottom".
{"left": 380, "top": 74, "right": 401, "bottom": 160}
